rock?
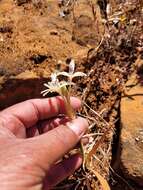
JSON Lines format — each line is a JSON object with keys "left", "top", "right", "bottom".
{"left": 135, "top": 57, "right": 143, "bottom": 85}
{"left": 0, "top": 70, "right": 49, "bottom": 110}
{"left": 120, "top": 72, "right": 143, "bottom": 185}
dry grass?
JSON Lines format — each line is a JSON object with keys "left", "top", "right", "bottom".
{"left": 56, "top": 0, "right": 143, "bottom": 189}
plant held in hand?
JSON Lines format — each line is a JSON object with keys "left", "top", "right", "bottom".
{"left": 41, "top": 59, "right": 87, "bottom": 167}
{"left": 41, "top": 59, "right": 86, "bottom": 120}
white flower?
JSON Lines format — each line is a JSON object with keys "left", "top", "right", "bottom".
{"left": 41, "top": 73, "right": 69, "bottom": 96}
{"left": 57, "top": 59, "right": 87, "bottom": 81}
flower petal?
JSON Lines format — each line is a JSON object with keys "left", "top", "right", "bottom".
{"left": 43, "top": 83, "right": 50, "bottom": 88}
{"left": 69, "top": 59, "right": 75, "bottom": 74}
{"left": 73, "top": 72, "right": 87, "bottom": 78}
{"left": 41, "top": 89, "right": 50, "bottom": 96}
{"left": 57, "top": 72, "right": 70, "bottom": 77}
{"left": 51, "top": 73, "right": 58, "bottom": 83}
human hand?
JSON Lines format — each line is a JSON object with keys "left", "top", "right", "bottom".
{"left": 0, "top": 96, "right": 88, "bottom": 190}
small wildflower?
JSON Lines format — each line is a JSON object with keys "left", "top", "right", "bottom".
{"left": 119, "top": 15, "right": 126, "bottom": 23}
{"left": 41, "top": 73, "right": 69, "bottom": 96}
{"left": 41, "top": 59, "right": 87, "bottom": 164}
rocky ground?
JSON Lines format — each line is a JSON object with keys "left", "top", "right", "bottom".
{"left": 0, "top": 0, "right": 143, "bottom": 189}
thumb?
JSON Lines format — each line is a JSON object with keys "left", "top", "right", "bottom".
{"left": 29, "top": 117, "right": 88, "bottom": 168}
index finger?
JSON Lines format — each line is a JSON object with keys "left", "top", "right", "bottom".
{"left": 0, "top": 96, "right": 81, "bottom": 128}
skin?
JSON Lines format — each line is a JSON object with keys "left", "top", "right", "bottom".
{"left": 0, "top": 96, "right": 88, "bottom": 190}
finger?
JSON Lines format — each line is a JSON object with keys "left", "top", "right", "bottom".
{"left": 27, "top": 116, "right": 89, "bottom": 140}
{"left": 26, "top": 126, "right": 40, "bottom": 138}
{"left": 40, "top": 116, "right": 70, "bottom": 133}
{"left": 26, "top": 116, "right": 67, "bottom": 138}
{"left": 27, "top": 117, "right": 89, "bottom": 143}
{"left": 43, "top": 154, "right": 82, "bottom": 189}
{"left": 0, "top": 96, "right": 81, "bottom": 129}
{"left": 41, "top": 117, "right": 90, "bottom": 142}
{"left": 28, "top": 117, "right": 88, "bottom": 168}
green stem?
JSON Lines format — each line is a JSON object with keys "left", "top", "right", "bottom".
{"left": 65, "top": 93, "right": 76, "bottom": 120}
{"left": 60, "top": 85, "right": 85, "bottom": 169}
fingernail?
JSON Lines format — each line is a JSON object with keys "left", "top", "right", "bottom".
{"left": 67, "top": 117, "right": 88, "bottom": 138}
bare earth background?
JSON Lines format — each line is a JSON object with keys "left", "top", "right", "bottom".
{"left": 0, "top": 0, "right": 143, "bottom": 189}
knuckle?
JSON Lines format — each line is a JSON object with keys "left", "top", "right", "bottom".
{"left": 53, "top": 126, "right": 77, "bottom": 148}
